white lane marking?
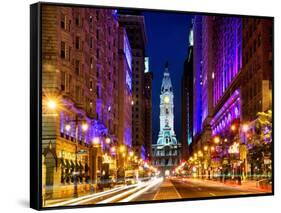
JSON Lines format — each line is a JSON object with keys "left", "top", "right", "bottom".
{"left": 152, "top": 189, "right": 160, "bottom": 200}
{"left": 172, "top": 183, "right": 182, "bottom": 199}
{"left": 209, "top": 193, "right": 216, "bottom": 196}
{"left": 119, "top": 178, "right": 163, "bottom": 202}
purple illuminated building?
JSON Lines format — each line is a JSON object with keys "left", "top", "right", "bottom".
{"left": 190, "top": 15, "right": 272, "bottom": 179}
{"left": 118, "top": 12, "right": 148, "bottom": 159}
{"left": 191, "top": 15, "right": 242, "bottom": 153}
{"left": 211, "top": 16, "right": 242, "bottom": 136}
{"left": 192, "top": 16, "right": 203, "bottom": 139}
{"left": 118, "top": 27, "right": 133, "bottom": 149}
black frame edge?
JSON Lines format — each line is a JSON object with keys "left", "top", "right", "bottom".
{"left": 30, "top": 2, "right": 42, "bottom": 210}
{"left": 31, "top": 2, "right": 274, "bottom": 210}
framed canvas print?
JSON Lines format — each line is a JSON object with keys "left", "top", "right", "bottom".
{"left": 30, "top": 1, "right": 274, "bottom": 210}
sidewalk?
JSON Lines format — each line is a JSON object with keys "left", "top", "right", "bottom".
{"left": 153, "top": 179, "right": 181, "bottom": 200}
{"left": 183, "top": 178, "right": 272, "bottom": 193}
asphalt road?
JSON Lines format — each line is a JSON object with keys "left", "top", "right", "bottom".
{"left": 169, "top": 178, "right": 265, "bottom": 199}
{"left": 46, "top": 177, "right": 268, "bottom": 207}
{"left": 134, "top": 177, "right": 267, "bottom": 201}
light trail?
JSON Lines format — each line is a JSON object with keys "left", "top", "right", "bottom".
{"left": 97, "top": 183, "right": 147, "bottom": 204}
{"left": 119, "top": 177, "right": 163, "bottom": 202}
{"left": 48, "top": 183, "right": 139, "bottom": 207}
{"left": 68, "top": 184, "right": 139, "bottom": 206}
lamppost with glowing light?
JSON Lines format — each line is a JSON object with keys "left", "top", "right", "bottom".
{"left": 241, "top": 123, "right": 249, "bottom": 180}
{"left": 64, "top": 115, "right": 89, "bottom": 198}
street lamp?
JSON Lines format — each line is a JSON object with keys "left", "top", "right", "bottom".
{"left": 105, "top": 137, "right": 111, "bottom": 144}
{"left": 65, "top": 117, "right": 89, "bottom": 198}
{"left": 65, "top": 124, "right": 71, "bottom": 132}
{"left": 214, "top": 136, "right": 220, "bottom": 144}
{"left": 231, "top": 124, "right": 236, "bottom": 132}
{"left": 92, "top": 137, "right": 100, "bottom": 145}
{"left": 242, "top": 124, "right": 249, "bottom": 133}
{"left": 129, "top": 151, "right": 134, "bottom": 157}
{"left": 204, "top": 145, "right": 208, "bottom": 151}
{"left": 119, "top": 145, "right": 126, "bottom": 153}
{"left": 81, "top": 123, "right": 89, "bottom": 132}
{"left": 47, "top": 99, "right": 57, "bottom": 110}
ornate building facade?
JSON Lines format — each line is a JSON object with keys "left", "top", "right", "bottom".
{"left": 41, "top": 6, "right": 133, "bottom": 201}
{"left": 152, "top": 62, "right": 181, "bottom": 174}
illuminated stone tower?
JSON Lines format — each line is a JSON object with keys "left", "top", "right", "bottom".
{"left": 152, "top": 62, "right": 181, "bottom": 174}
{"left": 158, "top": 62, "right": 177, "bottom": 142}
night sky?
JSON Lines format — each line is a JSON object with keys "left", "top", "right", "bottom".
{"left": 143, "top": 11, "right": 192, "bottom": 144}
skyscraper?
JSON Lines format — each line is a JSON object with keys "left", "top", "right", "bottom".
{"left": 144, "top": 57, "right": 153, "bottom": 160}
{"left": 118, "top": 12, "right": 147, "bottom": 159}
{"left": 192, "top": 15, "right": 242, "bottom": 177}
{"left": 152, "top": 62, "right": 181, "bottom": 174}
{"left": 181, "top": 22, "right": 194, "bottom": 160}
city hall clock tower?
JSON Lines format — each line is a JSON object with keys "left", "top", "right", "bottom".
{"left": 159, "top": 62, "right": 175, "bottom": 135}
{"left": 152, "top": 62, "right": 181, "bottom": 175}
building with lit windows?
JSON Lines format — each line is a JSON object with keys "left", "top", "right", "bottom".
{"left": 181, "top": 22, "right": 194, "bottom": 160}
{"left": 41, "top": 6, "right": 132, "bottom": 200}
{"left": 118, "top": 12, "right": 148, "bottom": 159}
{"left": 144, "top": 57, "right": 153, "bottom": 160}
{"left": 191, "top": 15, "right": 243, "bottom": 177}
{"left": 191, "top": 15, "right": 272, "bottom": 178}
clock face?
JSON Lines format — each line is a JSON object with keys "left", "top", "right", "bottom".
{"left": 164, "top": 95, "right": 170, "bottom": 103}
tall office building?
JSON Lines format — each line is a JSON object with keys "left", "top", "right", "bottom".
{"left": 191, "top": 15, "right": 272, "bottom": 178}
{"left": 118, "top": 12, "right": 148, "bottom": 159}
{"left": 240, "top": 18, "right": 273, "bottom": 122}
{"left": 181, "top": 23, "right": 194, "bottom": 160}
{"left": 144, "top": 57, "right": 153, "bottom": 160}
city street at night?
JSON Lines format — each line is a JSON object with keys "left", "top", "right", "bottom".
{"left": 46, "top": 176, "right": 270, "bottom": 207}
{"left": 40, "top": 4, "right": 273, "bottom": 208}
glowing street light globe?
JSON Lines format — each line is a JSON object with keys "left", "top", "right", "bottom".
{"left": 242, "top": 124, "right": 249, "bottom": 132}
{"left": 105, "top": 137, "right": 111, "bottom": 144}
{"left": 92, "top": 137, "right": 100, "bottom": 145}
{"left": 129, "top": 151, "right": 134, "bottom": 157}
{"left": 110, "top": 146, "right": 116, "bottom": 153}
{"left": 65, "top": 124, "right": 71, "bottom": 131}
{"left": 119, "top": 145, "right": 126, "bottom": 153}
{"left": 47, "top": 99, "right": 57, "bottom": 110}
{"left": 214, "top": 136, "right": 220, "bottom": 144}
{"left": 81, "top": 123, "right": 88, "bottom": 132}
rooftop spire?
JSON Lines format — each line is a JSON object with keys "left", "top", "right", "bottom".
{"left": 164, "top": 61, "right": 169, "bottom": 74}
